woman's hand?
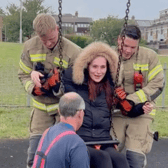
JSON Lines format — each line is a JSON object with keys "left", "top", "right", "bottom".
{"left": 142, "top": 102, "right": 153, "bottom": 114}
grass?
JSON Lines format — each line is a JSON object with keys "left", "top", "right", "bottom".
{"left": 152, "top": 109, "right": 168, "bottom": 138}
{"left": 0, "top": 42, "right": 31, "bottom": 106}
{"left": 0, "top": 42, "right": 168, "bottom": 139}
{"left": 0, "top": 107, "right": 31, "bottom": 139}
{"left": 155, "top": 56, "right": 168, "bottom": 107}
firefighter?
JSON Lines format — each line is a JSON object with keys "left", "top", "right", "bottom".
{"left": 18, "top": 13, "right": 81, "bottom": 168}
{"left": 112, "top": 25, "right": 164, "bottom": 168}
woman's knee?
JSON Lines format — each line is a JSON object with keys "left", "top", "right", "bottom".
{"left": 104, "top": 147, "right": 129, "bottom": 168}
{"left": 88, "top": 147, "right": 113, "bottom": 167}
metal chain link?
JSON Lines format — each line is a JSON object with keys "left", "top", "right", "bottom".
{"left": 58, "top": 0, "right": 64, "bottom": 93}
{"left": 57, "top": 0, "right": 131, "bottom": 140}
{"left": 111, "top": 0, "right": 131, "bottom": 140}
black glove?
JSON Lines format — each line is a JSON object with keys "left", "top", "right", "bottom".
{"left": 127, "top": 103, "right": 145, "bottom": 117}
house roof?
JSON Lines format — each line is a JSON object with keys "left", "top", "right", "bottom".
{"left": 135, "top": 20, "right": 154, "bottom": 27}
{"left": 53, "top": 14, "right": 93, "bottom": 23}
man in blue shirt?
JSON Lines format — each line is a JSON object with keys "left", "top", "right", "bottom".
{"left": 33, "top": 92, "right": 90, "bottom": 168}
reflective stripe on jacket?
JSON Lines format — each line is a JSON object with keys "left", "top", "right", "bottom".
{"left": 32, "top": 99, "right": 59, "bottom": 112}
{"left": 18, "top": 36, "right": 81, "bottom": 113}
{"left": 118, "top": 46, "right": 164, "bottom": 117}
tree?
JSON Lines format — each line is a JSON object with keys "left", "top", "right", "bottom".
{"left": 22, "top": 0, "right": 50, "bottom": 39}
{"left": 3, "top": 0, "right": 51, "bottom": 42}
{"left": 3, "top": 4, "right": 20, "bottom": 42}
{"left": 90, "top": 16, "right": 125, "bottom": 46}
{"left": 90, "top": 16, "right": 137, "bottom": 46}
{"left": 0, "top": 7, "right": 5, "bottom": 15}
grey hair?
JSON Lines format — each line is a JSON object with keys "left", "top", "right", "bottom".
{"left": 59, "top": 92, "right": 85, "bottom": 117}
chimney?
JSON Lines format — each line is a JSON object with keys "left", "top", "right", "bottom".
{"left": 131, "top": 15, "right": 135, "bottom": 20}
{"left": 75, "top": 11, "right": 78, "bottom": 17}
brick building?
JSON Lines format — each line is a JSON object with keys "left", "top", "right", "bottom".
{"left": 53, "top": 11, "right": 93, "bottom": 35}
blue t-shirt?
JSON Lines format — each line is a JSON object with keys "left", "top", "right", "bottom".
{"left": 34, "top": 122, "right": 90, "bottom": 168}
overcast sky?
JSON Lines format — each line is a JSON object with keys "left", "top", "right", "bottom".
{"left": 1, "top": 0, "right": 168, "bottom": 21}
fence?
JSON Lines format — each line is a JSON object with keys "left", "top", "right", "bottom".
{"left": 0, "top": 58, "right": 31, "bottom": 107}
{"left": 0, "top": 59, "right": 167, "bottom": 109}
{"left": 159, "top": 63, "right": 167, "bottom": 109}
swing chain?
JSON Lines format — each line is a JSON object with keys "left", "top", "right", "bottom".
{"left": 111, "top": 0, "right": 131, "bottom": 140}
{"left": 58, "top": 0, "right": 64, "bottom": 93}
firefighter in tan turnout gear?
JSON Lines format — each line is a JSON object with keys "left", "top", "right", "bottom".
{"left": 18, "top": 13, "right": 81, "bottom": 168}
{"left": 112, "top": 25, "right": 164, "bottom": 168}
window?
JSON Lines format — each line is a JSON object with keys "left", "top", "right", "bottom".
{"left": 156, "top": 30, "right": 158, "bottom": 39}
{"left": 150, "top": 30, "right": 153, "bottom": 36}
{"left": 161, "top": 27, "right": 163, "bottom": 34}
{"left": 75, "top": 25, "right": 77, "bottom": 32}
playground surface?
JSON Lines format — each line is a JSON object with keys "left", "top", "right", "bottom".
{"left": 0, "top": 138, "right": 167, "bottom": 168}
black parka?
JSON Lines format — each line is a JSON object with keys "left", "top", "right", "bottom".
{"left": 63, "top": 68, "right": 113, "bottom": 141}
{"left": 63, "top": 42, "right": 119, "bottom": 142}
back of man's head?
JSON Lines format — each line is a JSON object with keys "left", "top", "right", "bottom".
{"left": 120, "top": 25, "right": 141, "bottom": 40}
{"left": 59, "top": 92, "right": 85, "bottom": 118}
{"left": 33, "top": 13, "right": 57, "bottom": 37}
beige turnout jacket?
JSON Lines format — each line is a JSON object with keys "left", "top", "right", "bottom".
{"left": 18, "top": 36, "right": 81, "bottom": 114}
{"left": 116, "top": 46, "right": 164, "bottom": 117}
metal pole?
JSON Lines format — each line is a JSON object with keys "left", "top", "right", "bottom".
{"left": 5, "top": 25, "right": 6, "bottom": 42}
{"left": 0, "top": 26, "right": 2, "bottom": 41}
{"left": 20, "top": 0, "right": 22, "bottom": 43}
{"left": 162, "top": 63, "right": 167, "bottom": 108}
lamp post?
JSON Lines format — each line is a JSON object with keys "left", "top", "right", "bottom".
{"left": 20, "top": 0, "right": 23, "bottom": 43}
{"left": 5, "top": 25, "right": 6, "bottom": 42}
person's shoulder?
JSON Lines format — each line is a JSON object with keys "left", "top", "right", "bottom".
{"left": 23, "top": 36, "right": 42, "bottom": 50}
{"left": 139, "top": 46, "right": 158, "bottom": 59}
{"left": 139, "top": 46, "right": 157, "bottom": 55}
{"left": 68, "top": 133, "right": 86, "bottom": 147}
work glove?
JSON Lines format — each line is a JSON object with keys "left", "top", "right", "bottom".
{"left": 32, "top": 85, "right": 51, "bottom": 96}
{"left": 115, "top": 87, "right": 127, "bottom": 100}
{"left": 115, "top": 87, "right": 134, "bottom": 116}
{"left": 47, "top": 68, "right": 60, "bottom": 93}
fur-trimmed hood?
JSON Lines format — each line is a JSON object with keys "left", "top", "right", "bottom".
{"left": 72, "top": 42, "right": 119, "bottom": 84}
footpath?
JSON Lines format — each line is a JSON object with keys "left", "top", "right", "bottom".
{"left": 0, "top": 138, "right": 168, "bottom": 168}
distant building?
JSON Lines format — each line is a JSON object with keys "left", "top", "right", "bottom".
{"left": 53, "top": 11, "right": 93, "bottom": 36}
{"left": 134, "top": 9, "right": 168, "bottom": 44}
{"left": 134, "top": 19, "right": 154, "bottom": 42}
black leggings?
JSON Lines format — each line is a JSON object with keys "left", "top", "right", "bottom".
{"left": 87, "top": 146, "right": 129, "bottom": 168}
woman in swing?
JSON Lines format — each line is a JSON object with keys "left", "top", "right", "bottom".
{"left": 62, "top": 41, "right": 130, "bottom": 168}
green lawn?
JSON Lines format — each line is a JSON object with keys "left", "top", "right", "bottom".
{"left": 155, "top": 56, "right": 168, "bottom": 108}
{"left": 0, "top": 42, "right": 29, "bottom": 106}
{"left": 0, "top": 107, "right": 31, "bottom": 139}
{"left": 0, "top": 42, "right": 167, "bottom": 139}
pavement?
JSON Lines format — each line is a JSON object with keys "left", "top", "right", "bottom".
{"left": 0, "top": 138, "right": 167, "bottom": 168}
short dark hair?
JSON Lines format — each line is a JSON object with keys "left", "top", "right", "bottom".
{"left": 120, "top": 25, "right": 141, "bottom": 40}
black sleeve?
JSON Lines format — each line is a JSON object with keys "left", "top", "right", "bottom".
{"left": 127, "top": 103, "right": 145, "bottom": 118}
{"left": 63, "top": 67, "right": 78, "bottom": 93}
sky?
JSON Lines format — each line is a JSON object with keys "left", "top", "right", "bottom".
{"left": 1, "top": 0, "right": 168, "bottom": 21}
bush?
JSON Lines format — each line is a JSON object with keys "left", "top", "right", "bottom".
{"left": 65, "top": 35, "right": 94, "bottom": 48}
{"left": 139, "top": 38, "right": 148, "bottom": 47}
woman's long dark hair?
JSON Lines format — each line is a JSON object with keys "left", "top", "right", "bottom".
{"left": 88, "top": 62, "right": 114, "bottom": 110}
